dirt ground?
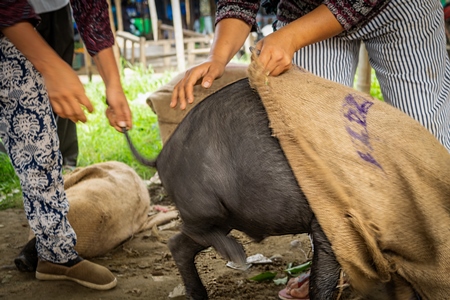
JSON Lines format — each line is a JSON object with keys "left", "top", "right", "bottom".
{"left": 0, "top": 184, "right": 357, "bottom": 300}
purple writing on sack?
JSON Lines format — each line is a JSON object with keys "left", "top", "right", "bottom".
{"left": 342, "top": 94, "right": 383, "bottom": 170}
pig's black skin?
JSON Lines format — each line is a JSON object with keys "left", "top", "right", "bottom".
{"left": 14, "top": 237, "right": 38, "bottom": 272}
{"left": 124, "top": 78, "right": 341, "bottom": 300}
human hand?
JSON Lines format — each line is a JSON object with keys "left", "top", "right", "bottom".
{"left": 254, "top": 29, "right": 297, "bottom": 77}
{"left": 170, "top": 60, "right": 227, "bottom": 110}
{"left": 254, "top": 4, "right": 345, "bottom": 77}
{"left": 89, "top": 47, "right": 132, "bottom": 132}
{"left": 42, "top": 59, "right": 94, "bottom": 123}
{"left": 2, "top": 21, "right": 93, "bottom": 123}
{"left": 105, "top": 86, "right": 132, "bottom": 132}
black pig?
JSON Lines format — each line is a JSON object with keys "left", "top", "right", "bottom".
{"left": 124, "top": 78, "right": 341, "bottom": 299}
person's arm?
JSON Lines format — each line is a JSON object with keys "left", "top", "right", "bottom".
{"left": 257, "top": 0, "right": 390, "bottom": 75}
{"left": 93, "top": 48, "right": 132, "bottom": 131}
{"left": 322, "top": 0, "right": 389, "bottom": 31}
{"left": 256, "top": 4, "right": 344, "bottom": 76}
{"left": 1, "top": 21, "right": 93, "bottom": 123}
{"left": 71, "top": 0, "right": 131, "bottom": 131}
{"left": 70, "top": 0, "right": 114, "bottom": 56}
{"left": 170, "top": 18, "right": 251, "bottom": 109}
{"left": 0, "top": 0, "right": 39, "bottom": 28}
{"left": 208, "top": 18, "right": 252, "bottom": 70}
{"left": 170, "top": 0, "right": 259, "bottom": 109}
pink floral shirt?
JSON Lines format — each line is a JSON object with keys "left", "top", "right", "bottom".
{"left": 0, "top": 0, "right": 114, "bottom": 55}
{"left": 216, "top": 0, "right": 390, "bottom": 33}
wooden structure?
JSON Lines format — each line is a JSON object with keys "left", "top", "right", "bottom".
{"left": 115, "top": 23, "right": 212, "bottom": 70}
{"left": 112, "top": 0, "right": 209, "bottom": 71}
{"left": 355, "top": 43, "right": 372, "bottom": 94}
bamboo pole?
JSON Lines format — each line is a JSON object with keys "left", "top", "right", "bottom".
{"left": 148, "top": 0, "right": 159, "bottom": 41}
{"left": 114, "top": 0, "right": 123, "bottom": 31}
{"left": 171, "top": 0, "right": 186, "bottom": 71}
{"left": 107, "top": 0, "right": 121, "bottom": 68}
{"left": 355, "top": 43, "right": 371, "bottom": 94}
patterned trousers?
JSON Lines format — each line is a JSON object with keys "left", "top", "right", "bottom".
{"left": 281, "top": 0, "right": 450, "bottom": 151}
{"left": 0, "top": 37, "right": 78, "bottom": 263}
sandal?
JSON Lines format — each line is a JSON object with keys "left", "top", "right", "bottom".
{"left": 278, "top": 271, "right": 310, "bottom": 300}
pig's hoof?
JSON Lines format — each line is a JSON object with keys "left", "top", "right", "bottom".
{"left": 14, "top": 254, "right": 37, "bottom": 272}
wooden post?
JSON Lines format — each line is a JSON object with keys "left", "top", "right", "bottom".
{"left": 114, "top": 0, "right": 123, "bottom": 31}
{"left": 171, "top": 0, "right": 186, "bottom": 71}
{"left": 107, "top": 0, "right": 121, "bottom": 69}
{"left": 139, "top": 37, "right": 146, "bottom": 67}
{"left": 83, "top": 45, "right": 92, "bottom": 81}
{"left": 163, "top": 42, "right": 171, "bottom": 67}
{"left": 355, "top": 43, "right": 371, "bottom": 94}
{"left": 122, "top": 38, "right": 127, "bottom": 60}
{"left": 148, "top": 0, "right": 159, "bottom": 41}
{"left": 185, "top": 0, "right": 191, "bottom": 30}
{"left": 187, "top": 41, "right": 195, "bottom": 66}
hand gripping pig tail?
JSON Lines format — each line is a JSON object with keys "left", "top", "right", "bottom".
{"left": 121, "top": 127, "right": 157, "bottom": 168}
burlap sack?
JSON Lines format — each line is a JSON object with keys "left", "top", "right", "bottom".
{"left": 147, "top": 63, "right": 248, "bottom": 143}
{"left": 57, "top": 161, "right": 176, "bottom": 258}
{"left": 248, "top": 57, "right": 450, "bottom": 299}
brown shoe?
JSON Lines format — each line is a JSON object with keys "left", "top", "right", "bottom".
{"left": 36, "top": 259, "right": 117, "bottom": 290}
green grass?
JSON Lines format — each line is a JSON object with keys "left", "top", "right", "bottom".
{"left": 77, "top": 63, "right": 173, "bottom": 179}
{"left": 0, "top": 153, "right": 22, "bottom": 210}
{"left": 354, "top": 68, "right": 384, "bottom": 101}
{"left": 369, "top": 69, "right": 384, "bottom": 101}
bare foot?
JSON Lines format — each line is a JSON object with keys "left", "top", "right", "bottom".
{"left": 279, "top": 271, "right": 310, "bottom": 299}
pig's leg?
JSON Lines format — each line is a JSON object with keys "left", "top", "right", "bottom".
{"left": 309, "top": 217, "right": 341, "bottom": 300}
{"left": 168, "top": 232, "right": 209, "bottom": 300}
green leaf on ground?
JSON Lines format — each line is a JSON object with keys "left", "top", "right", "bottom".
{"left": 248, "top": 271, "right": 277, "bottom": 282}
{"left": 284, "top": 261, "right": 312, "bottom": 276}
